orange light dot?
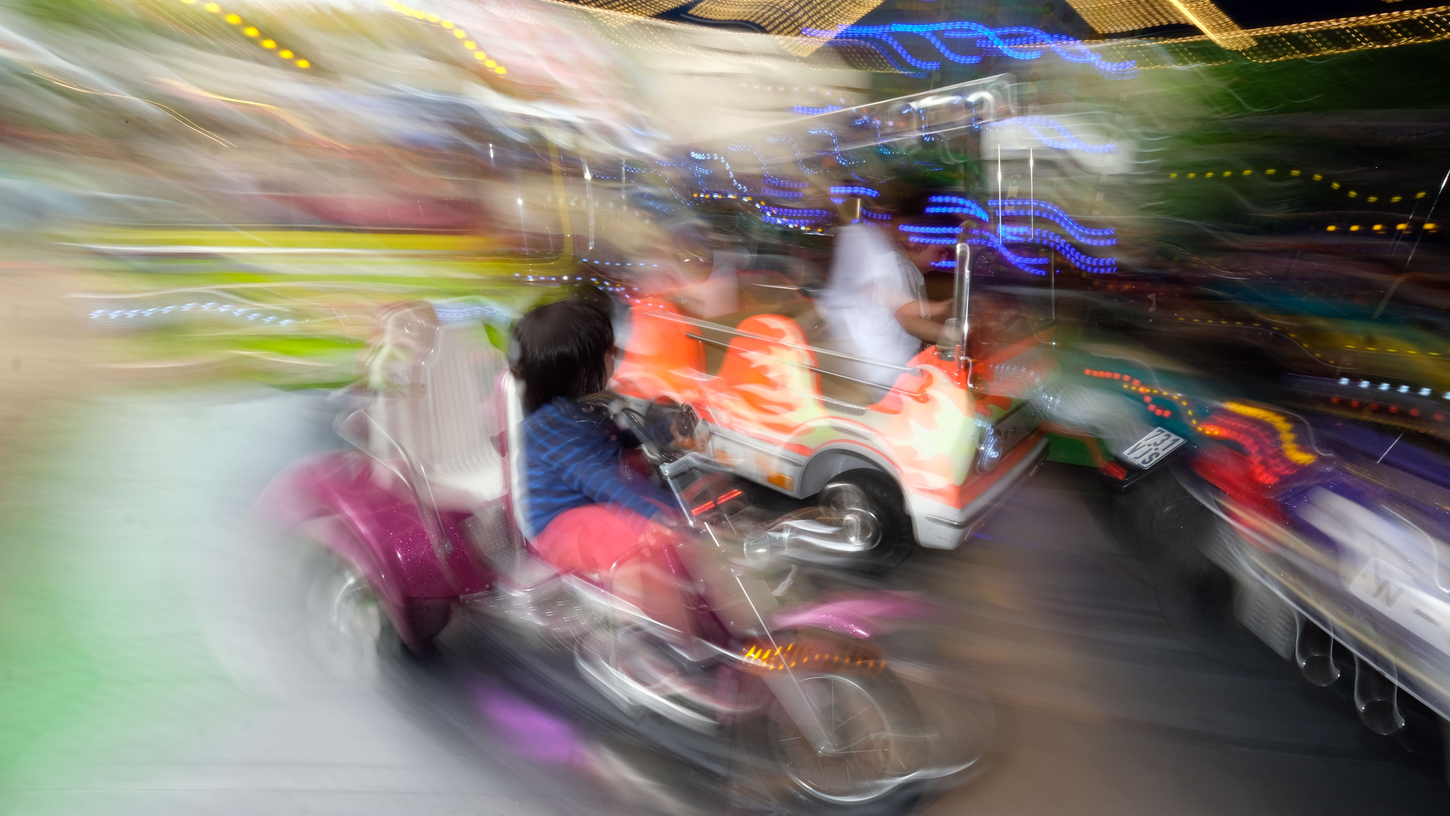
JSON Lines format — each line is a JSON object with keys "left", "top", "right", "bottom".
{"left": 295, "top": 59, "right": 309, "bottom": 68}
{"left": 204, "top": 2, "right": 220, "bottom": 11}
{"left": 474, "top": 52, "right": 486, "bottom": 60}
{"left": 279, "top": 49, "right": 293, "bottom": 58}
{"left": 426, "top": 12, "right": 439, "bottom": 21}
{"left": 244, "top": 26, "right": 258, "bottom": 36}
{"left": 442, "top": 20, "right": 454, "bottom": 28}
{"left": 453, "top": 29, "right": 467, "bottom": 38}
{"left": 261, "top": 39, "right": 276, "bottom": 48}
{"left": 495, "top": 66, "right": 506, "bottom": 75}
{"left": 225, "top": 13, "right": 240, "bottom": 23}
{"left": 464, "top": 41, "right": 476, "bottom": 49}
{"left": 485, "top": 58, "right": 496, "bottom": 67}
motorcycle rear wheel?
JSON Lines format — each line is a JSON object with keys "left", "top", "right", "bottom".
{"left": 747, "top": 667, "right": 926, "bottom": 816}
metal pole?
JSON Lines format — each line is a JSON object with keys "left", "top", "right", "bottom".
{"left": 1029, "top": 148, "right": 1034, "bottom": 235}
{"left": 997, "top": 145, "right": 1003, "bottom": 239}
{"left": 582, "top": 157, "right": 595, "bottom": 251}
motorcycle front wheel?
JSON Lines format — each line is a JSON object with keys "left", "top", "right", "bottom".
{"left": 746, "top": 667, "right": 926, "bottom": 816}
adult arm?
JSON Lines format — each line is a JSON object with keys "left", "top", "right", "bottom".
{"left": 893, "top": 301, "right": 945, "bottom": 343}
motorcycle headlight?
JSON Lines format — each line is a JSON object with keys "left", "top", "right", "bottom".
{"left": 642, "top": 398, "right": 705, "bottom": 453}
{"left": 975, "top": 421, "right": 1004, "bottom": 474}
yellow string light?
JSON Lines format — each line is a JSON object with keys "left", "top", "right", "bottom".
{"left": 1168, "top": 166, "right": 1429, "bottom": 206}
{"left": 177, "top": 0, "right": 312, "bottom": 69}
{"left": 383, "top": 1, "right": 511, "bottom": 76}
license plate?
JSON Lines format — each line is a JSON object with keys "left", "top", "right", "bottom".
{"left": 1120, "top": 427, "right": 1185, "bottom": 469}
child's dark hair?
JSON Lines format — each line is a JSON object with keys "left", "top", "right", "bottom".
{"left": 512, "top": 299, "right": 615, "bottom": 413}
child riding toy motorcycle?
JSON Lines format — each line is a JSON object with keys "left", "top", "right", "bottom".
{"left": 258, "top": 295, "right": 990, "bottom": 814}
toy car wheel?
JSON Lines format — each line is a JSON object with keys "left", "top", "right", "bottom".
{"left": 1109, "top": 472, "right": 1191, "bottom": 564}
{"left": 819, "top": 470, "right": 915, "bottom": 572}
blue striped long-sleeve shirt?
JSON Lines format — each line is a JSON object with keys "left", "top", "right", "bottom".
{"left": 522, "top": 397, "right": 673, "bottom": 536}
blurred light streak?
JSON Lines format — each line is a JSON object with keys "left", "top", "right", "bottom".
{"left": 1074, "top": 0, "right": 1298, "bottom": 55}
{"left": 684, "top": 0, "right": 885, "bottom": 51}
{"left": 157, "top": 79, "right": 342, "bottom": 147}
{"left": 984, "top": 117, "right": 1116, "bottom": 154}
{"left": 32, "top": 71, "right": 234, "bottom": 147}
{"left": 1100, "top": 5, "right": 1450, "bottom": 67}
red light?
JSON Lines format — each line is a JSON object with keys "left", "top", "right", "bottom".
{"left": 693, "top": 489, "right": 744, "bottom": 516}
{"left": 1103, "top": 461, "right": 1128, "bottom": 480}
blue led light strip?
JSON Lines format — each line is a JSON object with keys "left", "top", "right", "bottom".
{"left": 726, "top": 143, "right": 808, "bottom": 190}
{"left": 910, "top": 228, "right": 1114, "bottom": 275}
{"left": 989, "top": 198, "right": 1115, "bottom": 245}
{"left": 804, "top": 22, "right": 1136, "bottom": 80}
{"left": 763, "top": 206, "right": 831, "bottom": 218}
{"left": 926, "top": 195, "right": 989, "bottom": 221}
{"left": 830, "top": 185, "right": 879, "bottom": 197}
{"left": 688, "top": 151, "right": 749, "bottom": 193}
{"left": 899, "top": 224, "right": 959, "bottom": 235}
{"left": 996, "top": 226, "right": 1116, "bottom": 272}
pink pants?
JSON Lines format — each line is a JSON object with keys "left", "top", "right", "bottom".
{"left": 531, "top": 504, "right": 690, "bottom": 635}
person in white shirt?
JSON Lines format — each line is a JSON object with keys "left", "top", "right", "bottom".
{"left": 821, "top": 194, "right": 956, "bottom": 396}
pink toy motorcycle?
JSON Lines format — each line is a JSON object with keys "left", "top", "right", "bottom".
{"left": 259, "top": 299, "right": 989, "bottom": 814}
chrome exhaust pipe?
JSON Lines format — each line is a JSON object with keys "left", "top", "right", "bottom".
{"left": 1353, "top": 656, "right": 1406, "bottom": 735}
{"left": 1295, "top": 619, "right": 1340, "bottom": 687}
{"left": 746, "top": 509, "right": 875, "bottom": 566}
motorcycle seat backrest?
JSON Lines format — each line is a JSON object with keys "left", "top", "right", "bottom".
{"left": 365, "top": 303, "right": 507, "bottom": 508}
